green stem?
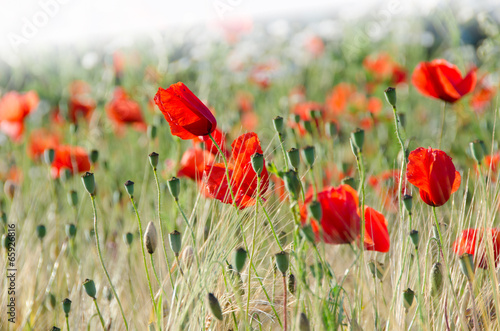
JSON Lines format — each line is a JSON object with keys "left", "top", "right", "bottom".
{"left": 129, "top": 196, "right": 156, "bottom": 318}
{"left": 247, "top": 176, "right": 260, "bottom": 320}
{"left": 355, "top": 152, "right": 366, "bottom": 321}
{"left": 174, "top": 199, "right": 200, "bottom": 267}
{"left": 66, "top": 315, "right": 70, "bottom": 331}
{"left": 278, "top": 133, "right": 289, "bottom": 171}
{"left": 257, "top": 197, "right": 283, "bottom": 251}
{"left": 90, "top": 195, "right": 128, "bottom": 330}
{"left": 93, "top": 299, "right": 106, "bottom": 330}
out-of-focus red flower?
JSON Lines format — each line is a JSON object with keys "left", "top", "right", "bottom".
{"left": 113, "top": 51, "right": 125, "bottom": 76}
{"left": 216, "top": 16, "right": 253, "bottom": 44}
{"left": 368, "top": 169, "right": 407, "bottom": 212}
{"left": 290, "top": 101, "right": 324, "bottom": 136}
{"left": 289, "top": 86, "right": 307, "bottom": 107}
{"left": 271, "top": 175, "right": 287, "bottom": 202}
{"left": 407, "top": 147, "right": 461, "bottom": 207}
{"left": 321, "top": 163, "right": 353, "bottom": 186}
{"left": 154, "top": 82, "right": 217, "bottom": 139}
{"left": 367, "top": 97, "right": 383, "bottom": 114}
{"left": 28, "top": 129, "right": 60, "bottom": 160}
{"left": 453, "top": 229, "right": 500, "bottom": 269}
{"left": 241, "top": 112, "right": 258, "bottom": 132}
{"left": 249, "top": 62, "right": 278, "bottom": 89}
{"left": 68, "top": 81, "right": 96, "bottom": 123}
{"left": 300, "top": 184, "right": 360, "bottom": 244}
{"left": 236, "top": 91, "right": 254, "bottom": 113}
{"left": 305, "top": 35, "right": 325, "bottom": 58}
{"left": 50, "top": 145, "right": 91, "bottom": 178}
{"left": 411, "top": 59, "right": 477, "bottom": 103}
{"left": 326, "top": 83, "right": 356, "bottom": 115}
{"left": 363, "top": 53, "right": 407, "bottom": 85}
{"left": 485, "top": 153, "right": 500, "bottom": 180}
{"left": 363, "top": 206, "right": 390, "bottom": 252}
{"left": 202, "top": 132, "right": 269, "bottom": 209}
{"left": 470, "top": 76, "right": 496, "bottom": 114}
{"left": 178, "top": 147, "right": 215, "bottom": 181}
{"left": 0, "top": 91, "right": 39, "bottom": 141}
{"left": 106, "top": 88, "right": 147, "bottom": 133}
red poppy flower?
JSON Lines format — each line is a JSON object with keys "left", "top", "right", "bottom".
{"left": 289, "top": 101, "right": 324, "bottom": 136}
{"left": 202, "top": 132, "right": 269, "bottom": 209}
{"left": 363, "top": 52, "right": 407, "bottom": 85}
{"left": 249, "top": 62, "right": 277, "bottom": 89}
{"left": 453, "top": 229, "right": 500, "bottom": 269}
{"left": 28, "top": 129, "right": 60, "bottom": 160}
{"left": 300, "top": 184, "right": 360, "bottom": 244}
{"left": 154, "top": 82, "right": 217, "bottom": 139}
{"left": 193, "top": 127, "right": 229, "bottom": 157}
{"left": 406, "top": 147, "right": 461, "bottom": 207}
{"left": 68, "top": 81, "right": 96, "bottom": 123}
{"left": 470, "top": 76, "right": 496, "bottom": 114}
{"left": 368, "top": 169, "right": 407, "bottom": 212}
{"left": 106, "top": 88, "right": 147, "bottom": 132}
{"left": 50, "top": 145, "right": 91, "bottom": 178}
{"left": 236, "top": 91, "right": 254, "bottom": 113}
{"left": 363, "top": 206, "right": 390, "bottom": 253}
{"left": 326, "top": 83, "right": 356, "bottom": 115}
{"left": 411, "top": 59, "right": 477, "bottom": 103}
{"left": 305, "top": 35, "right": 325, "bottom": 58}
{"left": 0, "top": 91, "right": 39, "bottom": 141}
{"left": 177, "top": 147, "right": 215, "bottom": 181}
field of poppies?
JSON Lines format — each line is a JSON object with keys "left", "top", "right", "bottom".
{"left": 1, "top": 7, "right": 500, "bottom": 331}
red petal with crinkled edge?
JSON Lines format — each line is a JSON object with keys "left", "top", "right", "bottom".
{"left": 363, "top": 206, "right": 390, "bottom": 253}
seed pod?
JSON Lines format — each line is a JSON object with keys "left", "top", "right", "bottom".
{"left": 403, "top": 195, "right": 413, "bottom": 215}
{"left": 62, "top": 298, "right": 72, "bottom": 315}
{"left": 144, "top": 222, "right": 158, "bottom": 254}
{"left": 90, "top": 150, "right": 99, "bottom": 164}
{"left": 302, "top": 146, "right": 315, "bottom": 167}
{"left": 303, "top": 120, "right": 314, "bottom": 135}
{"left": 341, "top": 177, "right": 356, "bottom": 189}
{"left": 124, "top": 180, "right": 134, "bottom": 197}
{"left": 149, "top": 152, "right": 159, "bottom": 170}
{"left": 403, "top": 288, "right": 415, "bottom": 311}
{"left": 233, "top": 247, "right": 247, "bottom": 274}
{"left": 430, "top": 262, "right": 443, "bottom": 297}
{"left": 168, "top": 177, "right": 181, "bottom": 200}
{"left": 409, "top": 230, "right": 419, "bottom": 249}
{"left": 207, "top": 293, "right": 223, "bottom": 321}
{"left": 44, "top": 148, "right": 56, "bottom": 165}
{"left": 67, "top": 190, "right": 78, "bottom": 208}
{"left": 300, "top": 224, "right": 316, "bottom": 244}
{"left": 147, "top": 125, "right": 157, "bottom": 139}
{"left": 351, "top": 128, "right": 365, "bottom": 153}
{"left": 288, "top": 273, "right": 296, "bottom": 295}
{"left": 299, "top": 312, "right": 311, "bottom": 331}
{"left": 275, "top": 251, "right": 289, "bottom": 275}
{"left": 384, "top": 87, "right": 397, "bottom": 107}
{"left": 123, "top": 232, "right": 133, "bottom": 246}
{"left": 83, "top": 279, "right": 96, "bottom": 299}
{"left": 470, "top": 139, "right": 485, "bottom": 164}
{"left": 65, "top": 224, "right": 77, "bottom": 238}
{"left": 251, "top": 153, "right": 264, "bottom": 177}
{"left": 169, "top": 230, "right": 182, "bottom": 256}
{"left": 307, "top": 200, "right": 322, "bottom": 221}
{"left": 273, "top": 116, "right": 284, "bottom": 134}
{"left": 325, "top": 121, "right": 338, "bottom": 138}
{"left": 459, "top": 253, "right": 475, "bottom": 281}
{"left": 36, "top": 225, "right": 47, "bottom": 240}
{"left": 81, "top": 172, "right": 96, "bottom": 195}
{"left": 287, "top": 148, "right": 300, "bottom": 170}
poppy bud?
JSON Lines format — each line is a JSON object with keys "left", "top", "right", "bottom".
{"left": 36, "top": 225, "right": 46, "bottom": 240}
{"left": 300, "top": 224, "right": 316, "bottom": 244}
{"left": 233, "top": 247, "right": 247, "bottom": 273}
{"left": 403, "top": 195, "right": 413, "bottom": 215}
{"left": 60, "top": 168, "right": 72, "bottom": 183}
{"left": 469, "top": 139, "right": 485, "bottom": 164}
{"left": 67, "top": 190, "right": 78, "bottom": 208}
{"left": 341, "top": 177, "right": 356, "bottom": 189}
{"left": 409, "top": 230, "right": 419, "bottom": 248}
{"left": 351, "top": 128, "right": 365, "bottom": 153}
{"left": 81, "top": 172, "right": 96, "bottom": 195}
{"left": 169, "top": 230, "right": 182, "bottom": 256}
{"left": 368, "top": 260, "right": 384, "bottom": 280}
{"left": 283, "top": 170, "right": 301, "bottom": 201}
{"left": 384, "top": 87, "right": 397, "bottom": 107}
{"left": 124, "top": 180, "right": 134, "bottom": 197}
{"left": 275, "top": 251, "right": 289, "bottom": 275}
{"left": 62, "top": 298, "right": 72, "bottom": 316}
{"left": 123, "top": 232, "right": 133, "bottom": 246}
{"left": 83, "top": 279, "right": 96, "bottom": 299}
{"left": 147, "top": 125, "right": 157, "bottom": 139}
{"left": 65, "top": 224, "right": 77, "bottom": 238}
{"left": 299, "top": 312, "right": 311, "bottom": 331}
{"left": 288, "top": 273, "right": 296, "bottom": 294}
{"left": 430, "top": 262, "right": 443, "bottom": 297}
{"left": 302, "top": 146, "right": 315, "bottom": 167}
{"left": 303, "top": 120, "right": 314, "bottom": 135}
{"left": 90, "top": 150, "right": 99, "bottom": 164}
{"left": 307, "top": 200, "right": 322, "bottom": 221}
{"left": 149, "top": 152, "right": 159, "bottom": 170}
{"left": 207, "top": 293, "right": 223, "bottom": 321}
{"left": 287, "top": 148, "right": 301, "bottom": 170}
{"left": 403, "top": 288, "right": 415, "bottom": 311}
{"left": 273, "top": 116, "right": 284, "bottom": 134}
{"left": 292, "top": 114, "right": 301, "bottom": 124}
{"left": 459, "top": 253, "right": 475, "bottom": 281}
{"left": 325, "top": 122, "right": 338, "bottom": 138}
{"left": 168, "top": 177, "right": 181, "bottom": 201}
{"left": 50, "top": 327, "right": 61, "bottom": 331}
{"left": 44, "top": 148, "right": 55, "bottom": 165}
{"left": 144, "top": 221, "right": 157, "bottom": 254}
{"left": 251, "top": 153, "right": 264, "bottom": 177}
{"left": 69, "top": 123, "right": 78, "bottom": 134}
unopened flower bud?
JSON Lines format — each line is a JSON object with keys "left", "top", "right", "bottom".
{"left": 251, "top": 153, "right": 264, "bottom": 177}
{"left": 144, "top": 221, "right": 157, "bottom": 254}
{"left": 283, "top": 170, "right": 301, "bottom": 201}
{"left": 81, "top": 172, "right": 96, "bottom": 195}
{"left": 275, "top": 251, "right": 289, "bottom": 275}
{"left": 287, "top": 148, "right": 301, "bottom": 170}
{"left": 90, "top": 150, "right": 99, "bottom": 164}
{"left": 341, "top": 177, "right": 356, "bottom": 189}
{"left": 124, "top": 180, "right": 134, "bottom": 197}
{"left": 273, "top": 116, "right": 284, "bottom": 134}
{"left": 124, "top": 232, "right": 133, "bottom": 246}
{"left": 62, "top": 298, "right": 72, "bottom": 315}
{"left": 301, "top": 224, "right": 316, "bottom": 244}
{"left": 169, "top": 230, "right": 182, "bottom": 256}
{"left": 149, "top": 152, "right": 159, "bottom": 170}
{"left": 307, "top": 200, "right": 322, "bottom": 221}
{"left": 368, "top": 260, "right": 384, "bottom": 280}
{"left": 207, "top": 293, "right": 223, "bottom": 321}
{"left": 83, "top": 279, "right": 96, "bottom": 299}
{"left": 65, "top": 224, "right": 77, "bottom": 238}
{"left": 147, "top": 125, "right": 157, "bottom": 139}
{"left": 67, "top": 190, "right": 78, "bottom": 207}
{"left": 384, "top": 87, "right": 397, "bottom": 107}
{"left": 351, "top": 128, "right": 365, "bottom": 153}
{"left": 233, "top": 247, "right": 247, "bottom": 273}
{"left": 403, "top": 288, "right": 415, "bottom": 311}
{"left": 303, "top": 120, "right": 314, "bottom": 135}
{"left": 470, "top": 139, "right": 485, "bottom": 164}
{"left": 44, "top": 148, "right": 55, "bottom": 165}
{"left": 302, "top": 145, "right": 315, "bottom": 167}
{"left": 36, "top": 225, "right": 46, "bottom": 240}
{"left": 325, "top": 122, "right": 338, "bottom": 138}
{"left": 168, "top": 177, "right": 181, "bottom": 200}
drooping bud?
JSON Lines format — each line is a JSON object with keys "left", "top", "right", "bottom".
{"left": 307, "top": 200, "right": 322, "bottom": 221}
{"left": 459, "top": 253, "right": 475, "bottom": 281}
{"left": 67, "top": 190, "right": 78, "bottom": 208}
{"left": 283, "top": 170, "right": 301, "bottom": 201}
{"left": 233, "top": 247, "right": 247, "bottom": 274}
{"left": 44, "top": 148, "right": 55, "bottom": 165}
{"left": 350, "top": 128, "right": 365, "bottom": 153}
{"left": 409, "top": 230, "right": 419, "bottom": 249}
{"left": 207, "top": 293, "right": 223, "bottom": 321}
{"left": 275, "top": 251, "right": 289, "bottom": 275}
{"left": 273, "top": 116, "right": 284, "bottom": 134}
{"left": 81, "top": 172, "right": 96, "bottom": 195}
{"left": 149, "top": 152, "right": 159, "bottom": 170}
{"left": 124, "top": 180, "right": 134, "bottom": 197}
{"left": 287, "top": 148, "right": 300, "bottom": 170}
{"left": 144, "top": 221, "right": 158, "bottom": 254}
{"left": 62, "top": 298, "right": 72, "bottom": 316}
{"left": 470, "top": 139, "right": 485, "bottom": 164}
{"left": 83, "top": 279, "right": 96, "bottom": 299}
{"left": 403, "top": 288, "right": 415, "bottom": 311}
{"left": 299, "top": 312, "right": 311, "bottom": 331}
{"left": 403, "top": 195, "right": 413, "bottom": 215}
{"left": 36, "top": 225, "right": 47, "bottom": 240}
{"left": 384, "top": 87, "right": 397, "bottom": 107}
{"left": 168, "top": 177, "right": 181, "bottom": 201}
{"left": 124, "top": 232, "right": 133, "bottom": 246}
{"left": 90, "top": 150, "right": 99, "bottom": 164}
{"left": 251, "top": 153, "right": 264, "bottom": 177}
{"left": 430, "top": 262, "right": 443, "bottom": 297}
{"left": 302, "top": 146, "right": 315, "bottom": 167}
{"left": 65, "top": 224, "right": 77, "bottom": 238}
{"left": 169, "top": 230, "right": 182, "bottom": 256}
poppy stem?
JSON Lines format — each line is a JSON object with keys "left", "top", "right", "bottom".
{"left": 247, "top": 176, "right": 260, "bottom": 322}
{"left": 90, "top": 195, "right": 129, "bottom": 330}
{"left": 257, "top": 197, "right": 283, "bottom": 251}
{"left": 355, "top": 152, "right": 366, "bottom": 321}
{"left": 283, "top": 273, "right": 287, "bottom": 331}
{"left": 173, "top": 198, "right": 200, "bottom": 267}
{"left": 438, "top": 102, "right": 446, "bottom": 149}
{"left": 468, "top": 280, "right": 480, "bottom": 331}
{"left": 208, "top": 132, "right": 237, "bottom": 209}
{"left": 128, "top": 196, "right": 157, "bottom": 321}
{"left": 278, "top": 133, "right": 289, "bottom": 171}
{"left": 93, "top": 298, "right": 106, "bottom": 330}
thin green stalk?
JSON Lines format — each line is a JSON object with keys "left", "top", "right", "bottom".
{"left": 173, "top": 199, "right": 200, "bottom": 267}
{"left": 90, "top": 196, "right": 128, "bottom": 330}
{"left": 129, "top": 196, "right": 156, "bottom": 318}
{"left": 66, "top": 315, "right": 70, "bottom": 331}
{"left": 355, "top": 152, "right": 366, "bottom": 321}
{"left": 153, "top": 169, "right": 176, "bottom": 292}
{"left": 257, "top": 197, "right": 283, "bottom": 251}
{"left": 93, "top": 299, "right": 106, "bottom": 330}
{"left": 278, "top": 133, "right": 289, "bottom": 170}
{"left": 247, "top": 176, "right": 261, "bottom": 320}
